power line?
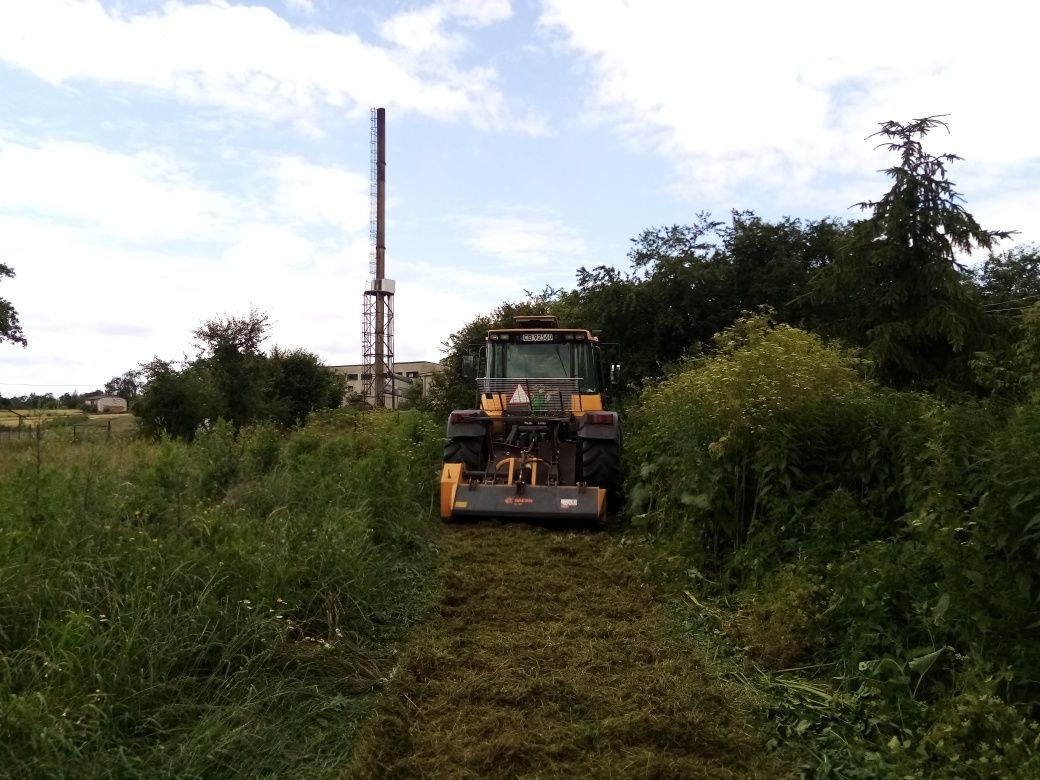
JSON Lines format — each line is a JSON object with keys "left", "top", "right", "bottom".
{"left": 0, "top": 382, "right": 104, "bottom": 387}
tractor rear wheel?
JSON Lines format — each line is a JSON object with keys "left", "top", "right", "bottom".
{"left": 444, "top": 436, "right": 487, "bottom": 472}
{"left": 581, "top": 439, "right": 622, "bottom": 502}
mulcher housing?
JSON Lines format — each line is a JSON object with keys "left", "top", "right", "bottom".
{"left": 440, "top": 315, "right": 622, "bottom": 522}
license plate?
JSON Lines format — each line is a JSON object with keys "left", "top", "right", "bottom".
{"left": 521, "top": 333, "right": 554, "bottom": 342}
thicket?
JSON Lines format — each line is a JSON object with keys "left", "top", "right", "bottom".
{"left": 134, "top": 310, "right": 345, "bottom": 439}
{"left": 627, "top": 313, "right": 1040, "bottom": 777}
{"left": 0, "top": 410, "right": 442, "bottom": 778}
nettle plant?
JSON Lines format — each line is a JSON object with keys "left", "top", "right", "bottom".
{"left": 627, "top": 314, "right": 884, "bottom": 567}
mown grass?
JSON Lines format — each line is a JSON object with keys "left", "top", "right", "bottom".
{"left": 0, "top": 410, "right": 442, "bottom": 778}
{"left": 350, "top": 521, "right": 796, "bottom": 779}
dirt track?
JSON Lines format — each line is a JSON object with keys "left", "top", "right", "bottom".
{"left": 349, "top": 522, "right": 792, "bottom": 779}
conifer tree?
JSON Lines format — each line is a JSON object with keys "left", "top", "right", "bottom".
{"left": 817, "top": 116, "right": 1013, "bottom": 388}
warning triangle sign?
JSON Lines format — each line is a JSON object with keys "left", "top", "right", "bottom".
{"left": 509, "top": 384, "right": 530, "bottom": 405}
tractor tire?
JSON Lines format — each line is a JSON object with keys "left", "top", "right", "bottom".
{"left": 443, "top": 436, "right": 487, "bottom": 472}
{"left": 581, "top": 439, "right": 622, "bottom": 503}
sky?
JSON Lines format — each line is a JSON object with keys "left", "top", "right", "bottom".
{"left": 1, "top": 0, "right": 1038, "bottom": 396}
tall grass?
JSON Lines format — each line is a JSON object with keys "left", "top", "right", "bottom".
{"left": 0, "top": 410, "right": 442, "bottom": 778}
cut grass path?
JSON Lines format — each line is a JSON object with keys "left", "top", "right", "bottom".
{"left": 349, "top": 521, "right": 794, "bottom": 778}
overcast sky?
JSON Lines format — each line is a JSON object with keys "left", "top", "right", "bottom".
{"left": 1, "top": 0, "right": 1038, "bottom": 396}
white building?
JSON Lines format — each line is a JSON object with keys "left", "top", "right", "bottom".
{"left": 85, "top": 394, "right": 128, "bottom": 413}
{"left": 329, "top": 360, "right": 443, "bottom": 406}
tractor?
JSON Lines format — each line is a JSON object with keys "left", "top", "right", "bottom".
{"left": 440, "top": 315, "right": 621, "bottom": 522}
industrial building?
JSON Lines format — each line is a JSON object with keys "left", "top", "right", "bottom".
{"left": 330, "top": 360, "right": 443, "bottom": 404}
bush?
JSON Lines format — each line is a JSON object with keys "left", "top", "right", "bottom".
{"left": 626, "top": 315, "right": 1040, "bottom": 775}
{"left": 626, "top": 313, "right": 924, "bottom": 574}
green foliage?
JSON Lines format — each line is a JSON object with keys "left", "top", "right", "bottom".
{"left": 627, "top": 313, "right": 1040, "bottom": 775}
{"left": 973, "top": 303, "right": 1040, "bottom": 404}
{"left": 978, "top": 244, "right": 1040, "bottom": 309}
{"left": 134, "top": 311, "right": 344, "bottom": 439}
{"left": 738, "top": 566, "right": 826, "bottom": 669}
{"left": 627, "top": 312, "right": 890, "bottom": 563}
{"left": 134, "top": 358, "right": 215, "bottom": 440}
{"left": 0, "top": 262, "right": 27, "bottom": 347}
{"left": 104, "top": 370, "right": 143, "bottom": 403}
{"left": 0, "top": 409, "right": 441, "bottom": 778}
{"left": 563, "top": 212, "right": 848, "bottom": 387}
{"left": 813, "top": 116, "right": 1013, "bottom": 390}
{"left": 971, "top": 247, "right": 1040, "bottom": 399}
{"left": 267, "top": 347, "right": 347, "bottom": 428}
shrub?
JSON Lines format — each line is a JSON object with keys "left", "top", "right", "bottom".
{"left": 626, "top": 314, "right": 1040, "bottom": 774}
{"left": 626, "top": 313, "right": 926, "bottom": 576}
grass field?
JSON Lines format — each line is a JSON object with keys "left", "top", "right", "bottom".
{"left": 0, "top": 410, "right": 138, "bottom": 435}
{"left": 0, "top": 410, "right": 442, "bottom": 778}
{"left": 0, "top": 409, "right": 83, "bottom": 427}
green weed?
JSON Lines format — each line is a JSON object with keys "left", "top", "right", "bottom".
{"left": 626, "top": 314, "right": 1040, "bottom": 776}
{"left": 0, "top": 410, "right": 441, "bottom": 778}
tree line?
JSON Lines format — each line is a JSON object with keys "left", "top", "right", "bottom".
{"left": 1, "top": 308, "right": 345, "bottom": 438}
{"left": 425, "top": 116, "right": 1038, "bottom": 411}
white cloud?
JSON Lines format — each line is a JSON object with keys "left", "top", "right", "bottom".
{"left": 0, "top": 137, "right": 234, "bottom": 243}
{"left": 447, "top": 0, "right": 512, "bottom": 26}
{"left": 0, "top": 209, "right": 373, "bottom": 388}
{"left": 0, "top": 134, "right": 373, "bottom": 244}
{"left": 0, "top": 0, "right": 529, "bottom": 131}
{"left": 540, "top": 0, "right": 1040, "bottom": 213}
{"left": 285, "top": 0, "right": 315, "bottom": 14}
{"left": 380, "top": 6, "right": 462, "bottom": 57}
{"left": 450, "top": 212, "right": 588, "bottom": 268}
{"left": 0, "top": 130, "right": 380, "bottom": 390}
{"left": 380, "top": 0, "right": 512, "bottom": 57}
{"left": 267, "top": 156, "right": 370, "bottom": 231}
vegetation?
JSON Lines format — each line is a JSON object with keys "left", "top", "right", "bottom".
{"left": 432, "top": 121, "right": 1029, "bottom": 406}
{"left": 1, "top": 262, "right": 26, "bottom": 347}
{"left": 0, "top": 410, "right": 442, "bottom": 778}
{"left": 134, "top": 310, "right": 346, "bottom": 439}
{"left": 1, "top": 391, "right": 104, "bottom": 412}
{"left": 350, "top": 522, "right": 795, "bottom": 778}
{"left": 105, "top": 370, "right": 143, "bottom": 403}
{"left": 812, "top": 115, "right": 1013, "bottom": 389}
{"left": 8, "top": 114, "right": 1040, "bottom": 776}
{"left": 626, "top": 313, "right": 1040, "bottom": 777}
{"left": 421, "top": 118, "right": 1040, "bottom": 776}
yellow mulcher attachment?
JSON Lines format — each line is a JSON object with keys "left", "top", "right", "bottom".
{"left": 440, "top": 315, "right": 621, "bottom": 523}
{"left": 440, "top": 455, "right": 607, "bottom": 522}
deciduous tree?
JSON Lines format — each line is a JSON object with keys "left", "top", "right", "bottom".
{"left": 134, "top": 311, "right": 343, "bottom": 439}
{"left": 105, "top": 370, "right": 143, "bottom": 402}
{"left": 1, "top": 263, "right": 27, "bottom": 347}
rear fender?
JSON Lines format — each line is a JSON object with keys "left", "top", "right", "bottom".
{"left": 576, "top": 411, "right": 621, "bottom": 442}
{"left": 446, "top": 409, "right": 490, "bottom": 438}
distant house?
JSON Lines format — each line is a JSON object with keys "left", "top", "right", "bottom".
{"left": 84, "top": 394, "right": 128, "bottom": 413}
